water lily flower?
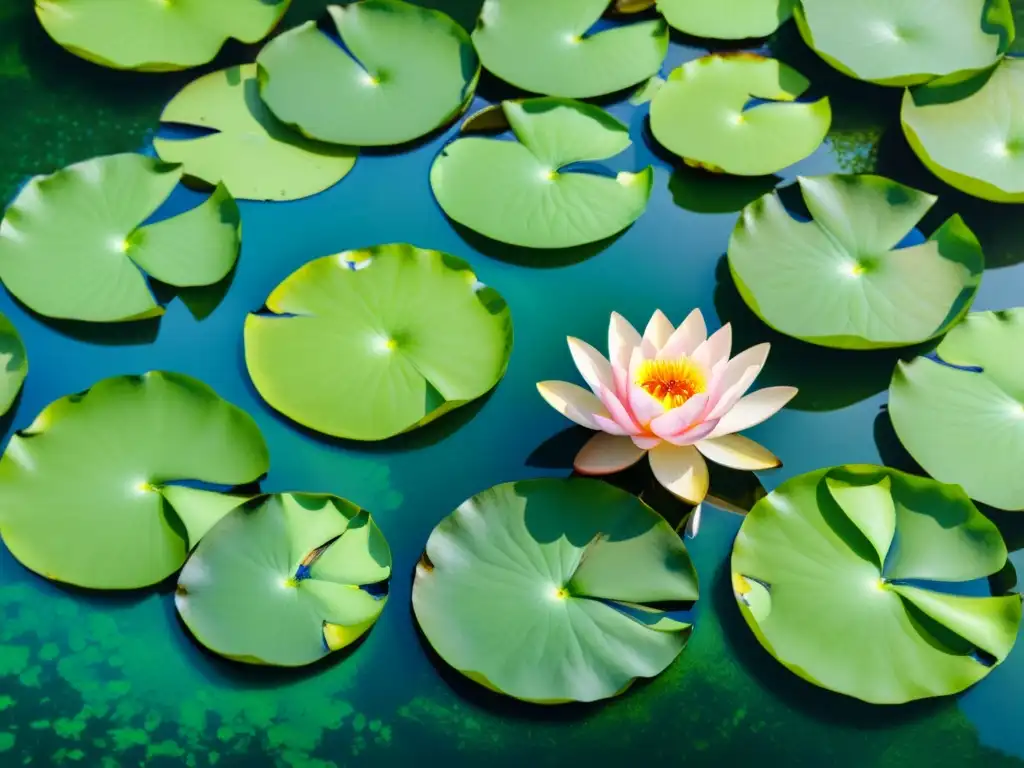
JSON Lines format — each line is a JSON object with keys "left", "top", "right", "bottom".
{"left": 538, "top": 309, "right": 797, "bottom": 520}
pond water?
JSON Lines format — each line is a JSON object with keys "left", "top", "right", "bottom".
{"left": 2, "top": 1, "right": 1024, "bottom": 766}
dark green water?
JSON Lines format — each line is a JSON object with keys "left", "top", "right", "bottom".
{"left": 3, "top": 2, "right": 1024, "bottom": 766}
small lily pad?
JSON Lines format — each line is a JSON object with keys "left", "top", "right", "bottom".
{"left": 176, "top": 493, "right": 391, "bottom": 667}
{"left": 727, "top": 174, "right": 983, "bottom": 349}
{"left": 36, "top": 0, "right": 290, "bottom": 71}
{"left": 257, "top": 1, "right": 478, "bottom": 147}
{"left": 794, "top": 0, "right": 1015, "bottom": 86}
{"left": 901, "top": 58, "right": 1024, "bottom": 203}
{"left": 245, "top": 243, "right": 512, "bottom": 441}
{"left": 412, "top": 477, "right": 698, "bottom": 703}
{"left": 649, "top": 54, "right": 831, "bottom": 176}
{"left": 0, "top": 154, "right": 241, "bottom": 323}
{"left": 471, "top": 0, "right": 668, "bottom": 98}
{"left": 0, "top": 313, "right": 26, "bottom": 417}
{"left": 657, "top": 0, "right": 795, "bottom": 40}
{"left": 733, "top": 464, "right": 1020, "bottom": 704}
{"left": 155, "top": 65, "right": 357, "bottom": 202}
{"left": 890, "top": 310, "right": 1024, "bottom": 511}
{"left": 431, "top": 98, "right": 653, "bottom": 248}
{"left": 0, "top": 372, "right": 269, "bottom": 590}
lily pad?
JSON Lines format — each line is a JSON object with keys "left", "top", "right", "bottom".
{"left": 649, "top": 54, "right": 831, "bottom": 176}
{"left": 0, "top": 372, "right": 269, "bottom": 590}
{"left": 794, "top": 0, "right": 1016, "bottom": 86}
{"left": 245, "top": 243, "right": 512, "bottom": 441}
{"left": 733, "top": 464, "right": 1020, "bottom": 704}
{"left": 657, "top": 0, "right": 795, "bottom": 40}
{"left": 0, "top": 313, "right": 26, "bottom": 417}
{"left": 890, "top": 310, "right": 1024, "bottom": 511}
{"left": 412, "top": 477, "right": 698, "bottom": 703}
{"left": 257, "top": 1, "right": 479, "bottom": 147}
{"left": 177, "top": 493, "right": 391, "bottom": 667}
{"left": 154, "top": 65, "right": 357, "bottom": 202}
{"left": 901, "top": 58, "right": 1024, "bottom": 203}
{"left": 727, "top": 174, "right": 983, "bottom": 349}
{"left": 431, "top": 99, "right": 653, "bottom": 248}
{"left": 471, "top": 0, "right": 668, "bottom": 98}
{"left": 0, "top": 153, "right": 241, "bottom": 323}
{"left": 36, "top": 0, "right": 290, "bottom": 72}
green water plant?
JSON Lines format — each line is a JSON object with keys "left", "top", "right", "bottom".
{"left": 0, "top": 154, "right": 241, "bottom": 323}
{"left": 649, "top": 54, "right": 831, "bottom": 176}
{"left": 0, "top": 312, "right": 26, "bottom": 417}
{"left": 0, "top": 372, "right": 269, "bottom": 590}
{"left": 412, "top": 477, "right": 698, "bottom": 703}
{"left": 245, "top": 243, "right": 512, "bottom": 441}
{"left": 471, "top": 0, "right": 668, "bottom": 98}
{"left": 257, "top": 1, "right": 478, "bottom": 147}
{"left": 890, "top": 309, "right": 1024, "bottom": 511}
{"left": 727, "top": 174, "right": 984, "bottom": 349}
{"left": 431, "top": 98, "right": 653, "bottom": 248}
{"left": 155, "top": 65, "right": 357, "bottom": 202}
{"left": 177, "top": 492, "right": 391, "bottom": 666}
{"left": 657, "top": 0, "right": 795, "bottom": 40}
{"left": 902, "top": 58, "right": 1024, "bottom": 203}
{"left": 733, "top": 464, "right": 1020, "bottom": 704}
{"left": 35, "top": 0, "right": 291, "bottom": 71}
{"left": 794, "top": 0, "right": 1016, "bottom": 86}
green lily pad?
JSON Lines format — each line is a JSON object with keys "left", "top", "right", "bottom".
{"left": 154, "top": 65, "right": 357, "bottom": 202}
{"left": 733, "top": 464, "right": 1020, "bottom": 704}
{"left": 901, "top": 58, "right": 1024, "bottom": 203}
{"left": 471, "top": 0, "right": 668, "bottom": 98}
{"left": 649, "top": 54, "right": 831, "bottom": 176}
{"left": 431, "top": 98, "right": 653, "bottom": 248}
{"left": 176, "top": 493, "right": 391, "bottom": 667}
{"left": 890, "top": 310, "right": 1024, "bottom": 511}
{"left": 257, "top": 1, "right": 479, "bottom": 147}
{"left": 245, "top": 243, "right": 512, "bottom": 441}
{"left": 794, "top": 0, "right": 1016, "bottom": 86}
{"left": 35, "top": 0, "right": 290, "bottom": 72}
{"left": 727, "top": 174, "right": 983, "bottom": 349}
{"left": 0, "top": 153, "right": 241, "bottom": 323}
{"left": 412, "top": 477, "right": 698, "bottom": 703}
{"left": 0, "top": 372, "right": 269, "bottom": 590}
{"left": 657, "top": 0, "right": 795, "bottom": 40}
{"left": 0, "top": 313, "right": 27, "bottom": 417}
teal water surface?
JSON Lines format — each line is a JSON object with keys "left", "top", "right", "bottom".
{"left": 3, "top": 2, "right": 1024, "bottom": 766}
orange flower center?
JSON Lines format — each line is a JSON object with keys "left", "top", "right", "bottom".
{"left": 635, "top": 357, "right": 706, "bottom": 410}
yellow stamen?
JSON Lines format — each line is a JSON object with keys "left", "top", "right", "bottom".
{"left": 635, "top": 357, "right": 706, "bottom": 409}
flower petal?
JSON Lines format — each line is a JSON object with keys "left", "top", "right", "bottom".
{"left": 627, "top": 347, "right": 664, "bottom": 427}
{"left": 632, "top": 435, "right": 662, "bottom": 450}
{"left": 567, "top": 337, "right": 614, "bottom": 396}
{"left": 537, "top": 381, "right": 611, "bottom": 431}
{"left": 696, "top": 434, "right": 781, "bottom": 470}
{"left": 593, "top": 413, "right": 632, "bottom": 436}
{"left": 684, "top": 503, "right": 702, "bottom": 539}
{"left": 658, "top": 308, "right": 707, "bottom": 360}
{"left": 649, "top": 393, "right": 709, "bottom": 439}
{"left": 608, "top": 312, "right": 642, "bottom": 374}
{"left": 649, "top": 443, "right": 709, "bottom": 504}
{"left": 707, "top": 342, "right": 771, "bottom": 420}
{"left": 574, "top": 433, "right": 647, "bottom": 475}
{"left": 710, "top": 386, "right": 798, "bottom": 438}
{"left": 691, "top": 323, "right": 732, "bottom": 373}
{"left": 642, "top": 309, "right": 674, "bottom": 354}
{"left": 663, "top": 418, "right": 719, "bottom": 446}
{"left": 597, "top": 385, "right": 642, "bottom": 434}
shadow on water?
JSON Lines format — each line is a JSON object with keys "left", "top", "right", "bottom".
{"left": 151, "top": 261, "right": 239, "bottom": 322}
{"left": 669, "top": 165, "right": 781, "bottom": 214}
{"left": 873, "top": 407, "right": 926, "bottom": 476}
{"left": 19, "top": 303, "right": 162, "bottom": 347}
{"left": 451, "top": 222, "right": 624, "bottom": 268}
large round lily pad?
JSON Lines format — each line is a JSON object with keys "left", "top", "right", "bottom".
{"left": 0, "top": 312, "right": 27, "bottom": 417}
{"left": 727, "top": 174, "right": 983, "bottom": 349}
{"left": 0, "top": 153, "right": 241, "bottom": 323}
{"left": 794, "top": 0, "right": 1015, "bottom": 86}
{"left": 155, "top": 65, "right": 357, "bottom": 202}
{"left": 257, "top": 1, "right": 478, "bottom": 147}
{"left": 901, "top": 58, "right": 1024, "bottom": 203}
{"left": 36, "top": 0, "right": 290, "bottom": 72}
{"left": 733, "top": 464, "right": 1020, "bottom": 704}
{"left": 890, "top": 310, "right": 1024, "bottom": 511}
{"left": 471, "top": 0, "right": 668, "bottom": 98}
{"left": 431, "top": 99, "right": 653, "bottom": 248}
{"left": 0, "top": 372, "right": 269, "bottom": 590}
{"left": 413, "top": 477, "right": 699, "bottom": 703}
{"left": 177, "top": 493, "right": 391, "bottom": 667}
{"left": 649, "top": 54, "right": 831, "bottom": 176}
{"left": 657, "top": 0, "right": 794, "bottom": 40}
{"left": 245, "top": 243, "right": 512, "bottom": 441}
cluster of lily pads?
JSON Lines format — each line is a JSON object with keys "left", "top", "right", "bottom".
{"left": 0, "top": 0, "right": 1020, "bottom": 712}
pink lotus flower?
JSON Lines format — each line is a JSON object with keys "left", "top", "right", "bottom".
{"left": 538, "top": 309, "right": 796, "bottom": 510}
